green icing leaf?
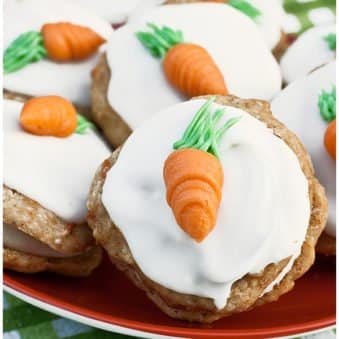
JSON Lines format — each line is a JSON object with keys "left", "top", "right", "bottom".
{"left": 3, "top": 31, "right": 47, "bottom": 74}
{"left": 318, "top": 86, "right": 336, "bottom": 122}
{"left": 136, "top": 23, "right": 184, "bottom": 58}
{"left": 173, "top": 97, "right": 241, "bottom": 159}
{"left": 75, "top": 115, "right": 96, "bottom": 134}
{"left": 228, "top": 0, "right": 262, "bottom": 21}
{"left": 324, "top": 33, "right": 336, "bottom": 51}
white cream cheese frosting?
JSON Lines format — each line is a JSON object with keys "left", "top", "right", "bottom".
{"left": 4, "top": 99, "right": 111, "bottom": 223}
{"left": 280, "top": 24, "right": 336, "bottom": 84}
{"left": 70, "top": 0, "right": 165, "bottom": 23}
{"left": 102, "top": 99, "right": 310, "bottom": 309}
{"left": 106, "top": 3, "right": 282, "bottom": 130}
{"left": 128, "top": 0, "right": 285, "bottom": 50}
{"left": 231, "top": 0, "right": 285, "bottom": 50}
{"left": 4, "top": 224, "right": 72, "bottom": 258}
{"left": 4, "top": 0, "right": 114, "bottom": 106}
{"left": 272, "top": 61, "right": 336, "bottom": 237}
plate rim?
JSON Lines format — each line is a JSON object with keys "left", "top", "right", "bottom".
{"left": 4, "top": 276, "right": 336, "bottom": 339}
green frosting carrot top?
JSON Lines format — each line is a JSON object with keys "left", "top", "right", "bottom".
{"left": 318, "top": 86, "right": 336, "bottom": 123}
{"left": 75, "top": 115, "right": 96, "bottom": 135}
{"left": 324, "top": 33, "right": 336, "bottom": 51}
{"left": 4, "top": 31, "right": 46, "bottom": 74}
{"left": 136, "top": 23, "right": 184, "bottom": 59}
{"left": 173, "top": 98, "right": 241, "bottom": 159}
{"left": 228, "top": 0, "right": 262, "bottom": 21}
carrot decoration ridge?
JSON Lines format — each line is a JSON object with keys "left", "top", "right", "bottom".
{"left": 19, "top": 95, "right": 95, "bottom": 138}
{"left": 136, "top": 24, "right": 228, "bottom": 97}
{"left": 163, "top": 99, "right": 240, "bottom": 242}
{"left": 324, "top": 119, "right": 336, "bottom": 160}
{"left": 4, "top": 22, "right": 105, "bottom": 73}
{"left": 41, "top": 22, "right": 105, "bottom": 61}
{"left": 20, "top": 96, "right": 77, "bottom": 137}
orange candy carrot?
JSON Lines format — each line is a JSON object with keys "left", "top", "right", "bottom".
{"left": 20, "top": 96, "right": 77, "bottom": 137}
{"left": 318, "top": 87, "right": 336, "bottom": 160}
{"left": 41, "top": 22, "right": 106, "bottom": 61}
{"left": 163, "top": 43, "right": 228, "bottom": 97}
{"left": 163, "top": 98, "right": 240, "bottom": 242}
{"left": 137, "top": 24, "right": 228, "bottom": 97}
{"left": 164, "top": 148, "right": 223, "bottom": 242}
{"left": 324, "top": 119, "right": 336, "bottom": 160}
{"left": 4, "top": 23, "right": 106, "bottom": 74}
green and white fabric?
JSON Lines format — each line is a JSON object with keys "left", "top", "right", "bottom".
{"left": 3, "top": 293, "right": 133, "bottom": 339}
{"left": 2, "top": 292, "right": 336, "bottom": 339}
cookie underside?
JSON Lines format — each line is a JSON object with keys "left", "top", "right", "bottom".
{"left": 4, "top": 186, "right": 103, "bottom": 276}
{"left": 4, "top": 246, "right": 102, "bottom": 277}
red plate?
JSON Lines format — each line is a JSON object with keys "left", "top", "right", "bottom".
{"left": 4, "top": 254, "right": 336, "bottom": 339}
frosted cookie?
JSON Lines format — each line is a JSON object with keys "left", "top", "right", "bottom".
{"left": 3, "top": 0, "right": 113, "bottom": 112}
{"left": 91, "top": 3, "right": 282, "bottom": 147}
{"left": 87, "top": 96, "right": 327, "bottom": 322}
{"left": 271, "top": 62, "right": 335, "bottom": 256}
{"left": 166, "top": 0, "right": 286, "bottom": 52}
{"left": 4, "top": 97, "right": 111, "bottom": 276}
{"left": 280, "top": 24, "right": 336, "bottom": 84}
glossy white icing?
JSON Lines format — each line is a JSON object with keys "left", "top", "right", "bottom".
{"left": 4, "top": 224, "right": 72, "bottom": 258}
{"left": 4, "top": 0, "right": 114, "bottom": 106}
{"left": 102, "top": 99, "right": 310, "bottom": 308}
{"left": 4, "top": 99, "right": 111, "bottom": 223}
{"left": 280, "top": 24, "right": 336, "bottom": 84}
{"left": 106, "top": 3, "right": 282, "bottom": 130}
{"left": 70, "top": 0, "right": 165, "bottom": 23}
{"left": 272, "top": 61, "right": 336, "bottom": 237}
{"left": 233, "top": 0, "right": 285, "bottom": 50}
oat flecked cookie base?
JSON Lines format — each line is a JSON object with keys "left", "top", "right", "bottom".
{"left": 91, "top": 54, "right": 132, "bottom": 148}
{"left": 87, "top": 95, "right": 328, "bottom": 323}
{"left": 4, "top": 246, "right": 102, "bottom": 277}
{"left": 4, "top": 186, "right": 95, "bottom": 255}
